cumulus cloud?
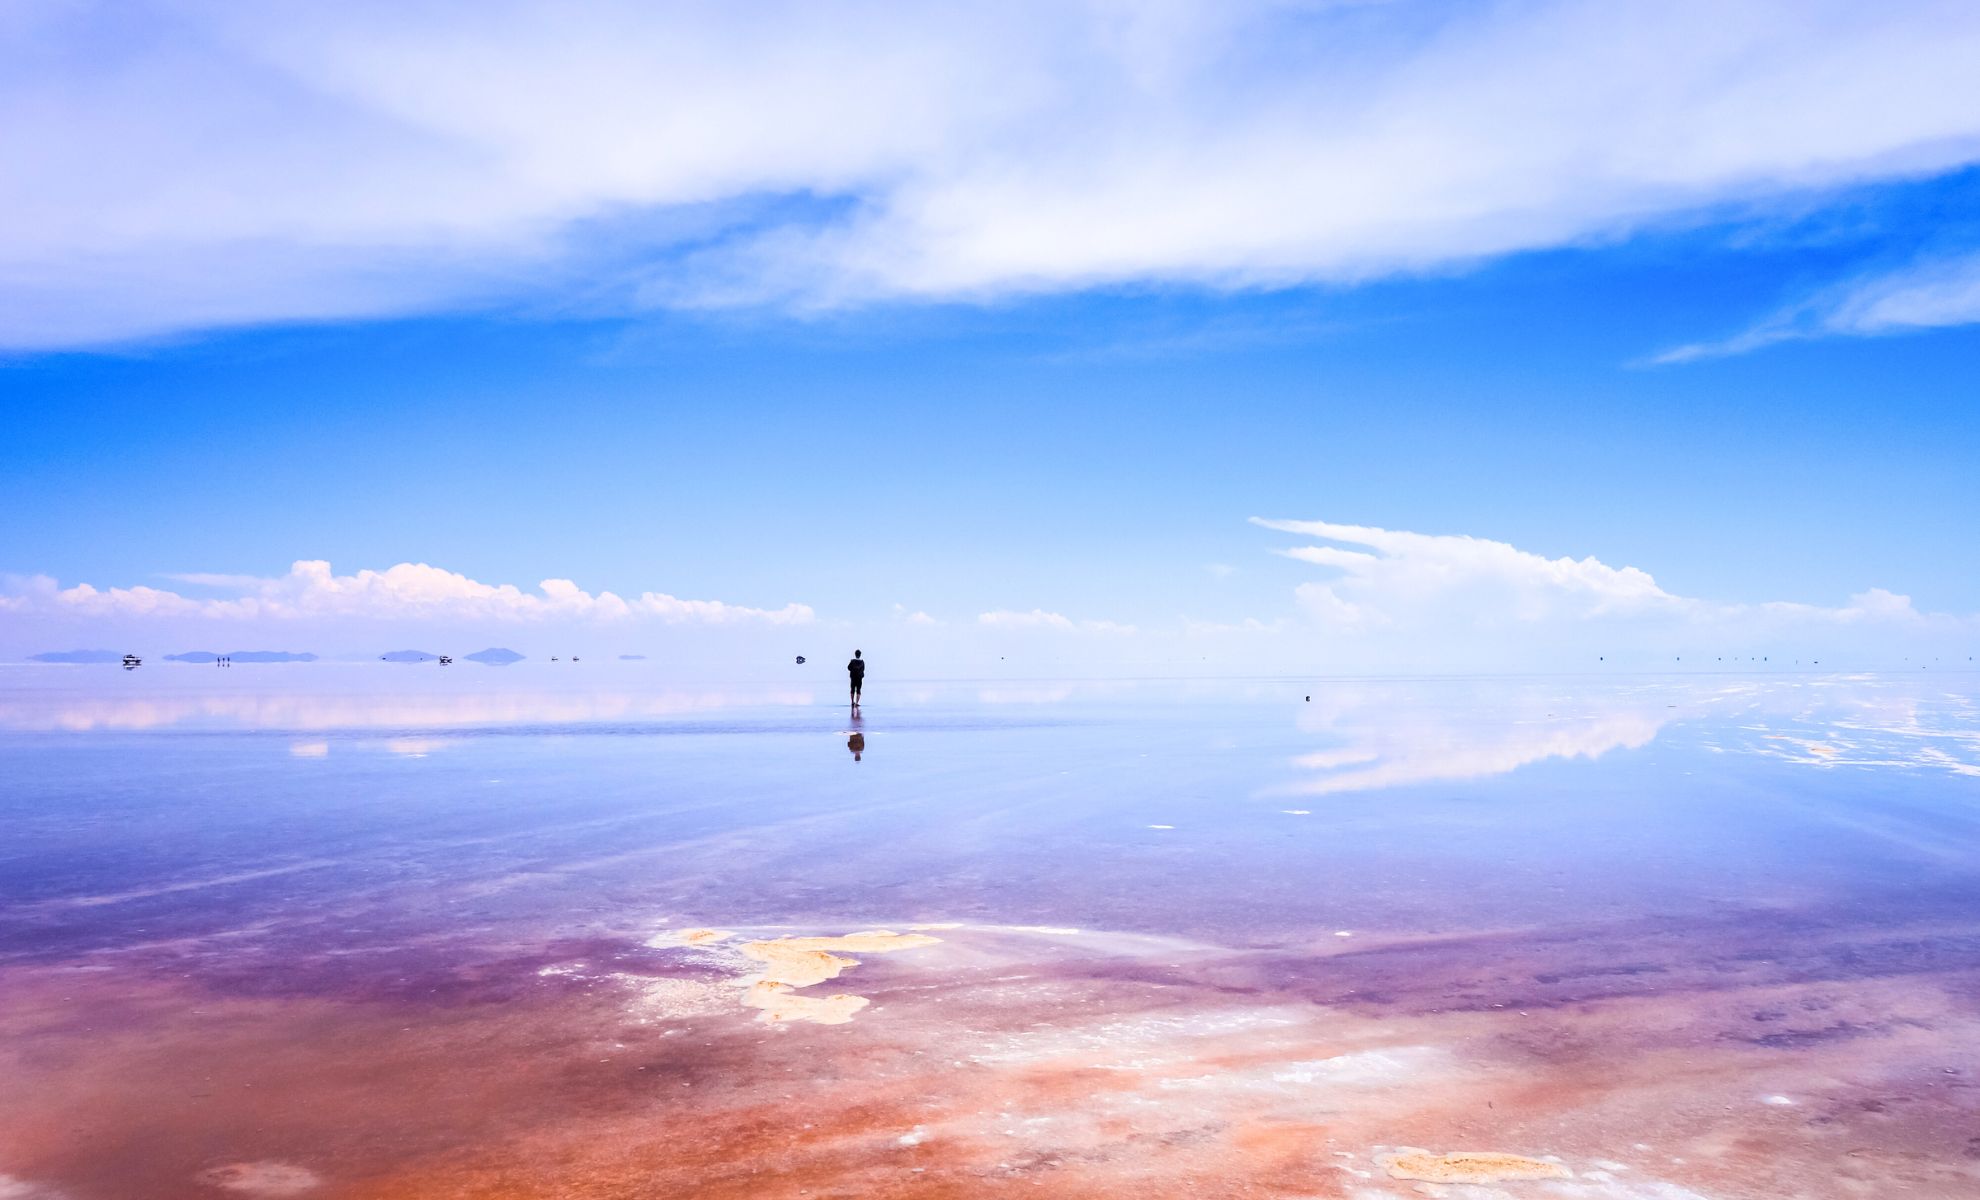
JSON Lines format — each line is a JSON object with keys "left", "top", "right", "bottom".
{"left": 1182, "top": 617, "right": 1288, "bottom": 636}
{"left": 6, "top": 1, "right": 1980, "bottom": 347}
{"left": 978, "top": 609, "right": 1137, "bottom": 635}
{"left": 1253, "top": 517, "right": 1975, "bottom": 666}
{"left": 1256, "top": 518, "right": 1686, "bottom": 630}
{"left": 1655, "top": 250, "right": 1980, "bottom": 362}
{"left": 892, "top": 603, "right": 942, "bottom": 626}
{"left": 3, "top": 560, "right": 812, "bottom": 625}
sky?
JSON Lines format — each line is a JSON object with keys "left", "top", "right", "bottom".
{"left": 2, "top": 0, "right": 1977, "bottom": 674}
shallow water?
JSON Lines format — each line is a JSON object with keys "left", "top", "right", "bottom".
{"left": 2, "top": 667, "right": 1978, "bottom": 1198}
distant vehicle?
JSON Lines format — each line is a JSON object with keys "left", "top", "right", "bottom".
{"left": 438, "top": 655, "right": 453, "bottom": 666}
{"left": 795, "top": 655, "right": 806, "bottom": 664}
{"left": 121, "top": 654, "right": 141, "bottom": 669}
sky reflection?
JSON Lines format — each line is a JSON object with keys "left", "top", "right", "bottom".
{"left": 3, "top": 668, "right": 1976, "bottom": 790}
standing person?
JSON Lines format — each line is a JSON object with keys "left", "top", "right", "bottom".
{"left": 847, "top": 649, "right": 865, "bottom": 708}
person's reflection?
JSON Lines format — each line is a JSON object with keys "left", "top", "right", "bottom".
{"left": 846, "top": 731, "right": 866, "bottom": 762}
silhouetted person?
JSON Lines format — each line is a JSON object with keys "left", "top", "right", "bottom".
{"left": 848, "top": 649, "right": 865, "bottom": 707}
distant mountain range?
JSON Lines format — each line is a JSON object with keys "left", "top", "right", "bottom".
{"left": 28, "top": 649, "right": 125, "bottom": 664}
{"left": 164, "top": 651, "right": 318, "bottom": 663}
{"left": 619, "top": 654, "right": 647, "bottom": 660}
{"left": 464, "top": 647, "right": 524, "bottom": 664}
{"left": 379, "top": 649, "right": 440, "bottom": 662}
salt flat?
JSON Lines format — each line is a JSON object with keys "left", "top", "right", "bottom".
{"left": 2, "top": 666, "right": 1977, "bottom": 1198}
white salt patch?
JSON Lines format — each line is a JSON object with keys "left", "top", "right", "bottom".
{"left": 288, "top": 741, "right": 328, "bottom": 759}
{"left": 1155, "top": 1046, "right": 1456, "bottom": 1100}
{"left": 617, "top": 975, "right": 733, "bottom": 1020}
{"left": 195, "top": 1162, "right": 322, "bottom": 1196}
{"left": 643, "top": 928, "right": 737, "bottom": 949}
{"left": 966, "top": 1007, "right": 1297, "bottom": 1066}
{"left": 1268, "top": 1047, "right": 1444, "bottom": 1086}
{"left": 1147, "top": 824, "right": 1174, "bottom": 830}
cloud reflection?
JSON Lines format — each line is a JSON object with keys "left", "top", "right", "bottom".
{"left": 1284, "top": 677, "right": 1980, "bottom": 795}
{"left": 0, "top": 684, "right": 816, "bottom": 732}
{"left": 1284, "top": 683, "right": 1672, "bottom": 795}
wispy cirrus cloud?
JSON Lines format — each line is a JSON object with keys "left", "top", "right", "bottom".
{"left": 2, "top": 560, "right": 812, "bottom": 625}
{"left": 1654, "top": 250, "right": 1980, "bottom": 362}
{"left": 7, "top": 2, "right": 1980, "bottom": 348}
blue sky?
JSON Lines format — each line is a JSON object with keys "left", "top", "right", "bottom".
{"left": 2, "top": 1, "right": 1977, "bottom": 670}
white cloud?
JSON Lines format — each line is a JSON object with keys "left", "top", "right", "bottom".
{"left": 6, "top": 1, "right": 1980, "bottom": 347}
{"left": 1253, "top": 516, "right": 1975, "bottom": 666}
{"left": 1258, "top": 517, "right": 1685, "bottom": 629}
{"left": 978, "top": 609, "right": 1137, "bottom": 635}
{"left": 980, "top": 608, "right": 1074, "bottom": 631}
{"left": 3, "top": 560, "right": 812, "bottom": 625}
{"left": 1182, "top": 616, "right": 1287, "bottom": 636}
{"left": 6, "top": 525, "right": 1971, "bottom": 673}
{"left": 1656, "top": 250, "right": 1980, "bottom": 362}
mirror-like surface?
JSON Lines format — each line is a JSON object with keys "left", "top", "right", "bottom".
{"left": 3, "top": 667, "right": 1978, "bottom": 1199}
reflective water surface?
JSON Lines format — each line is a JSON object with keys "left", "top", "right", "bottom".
{"left": 2, "top": 666, "right": 1978, "bottom": 1198}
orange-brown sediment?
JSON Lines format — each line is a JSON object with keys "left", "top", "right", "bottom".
{"left": 8, "top": 916, "right": 1980, "bottom": 1199}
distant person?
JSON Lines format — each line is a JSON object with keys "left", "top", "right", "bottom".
{"left": 848, "top": 649, "right": 865, "bottom": 707}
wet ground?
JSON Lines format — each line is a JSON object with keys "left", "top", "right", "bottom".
{"left": 2, "top": 667, "right": 1978, "bottom": 1198}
